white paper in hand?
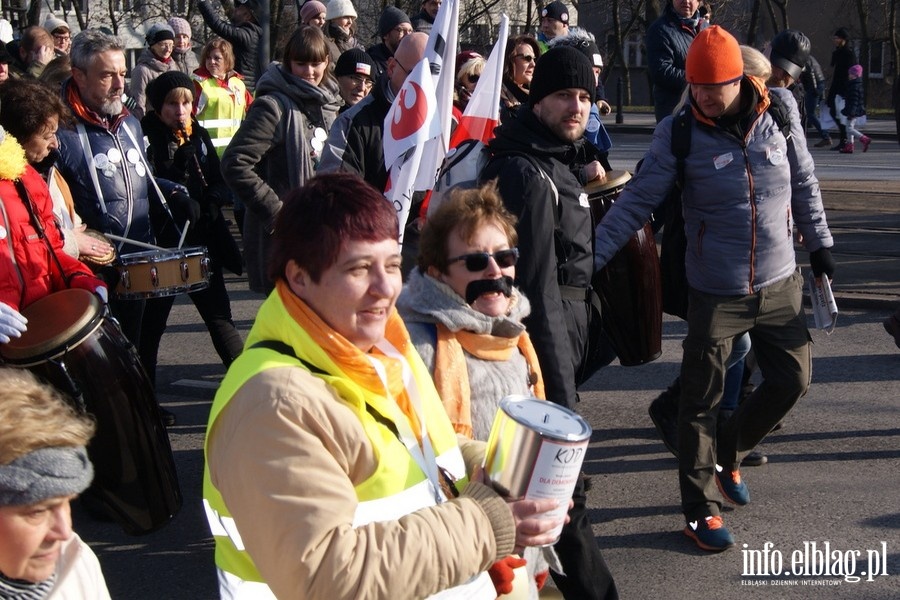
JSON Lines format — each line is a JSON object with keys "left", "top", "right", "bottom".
{"left": 807, "top": 272, "right": 838, "bottom": 334}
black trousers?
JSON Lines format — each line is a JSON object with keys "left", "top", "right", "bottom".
{"left": 550, "top": 474, "right": 619, "bottom": 600}
{"left": 138, "top": 264, "right": 243, "bottom": 386}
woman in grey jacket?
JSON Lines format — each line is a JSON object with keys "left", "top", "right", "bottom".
{"left": 128, "top": 23, "right": 177, "bottom": 120}
{"left": 221, "top": 25, "right": 339, "bottom": 294}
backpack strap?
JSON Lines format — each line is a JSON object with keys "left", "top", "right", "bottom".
{"left": 671, "top": 106, "right": 692, "bottom": 190}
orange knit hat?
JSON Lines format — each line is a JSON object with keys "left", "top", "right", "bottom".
{"left": 686, "top": 26, "right": 744, "bottom": 86}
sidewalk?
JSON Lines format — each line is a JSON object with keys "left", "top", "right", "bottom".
{"left": 609, "top": 111, "right": 900, "bottom": 313}
{"left": 606, "top": 110, "right": 899, "bottom": 141}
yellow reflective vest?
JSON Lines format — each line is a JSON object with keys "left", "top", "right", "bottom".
{"left": 202, "top": 292, "right": 489, "bottom": 598}
{"left": 193, "top": 73, "right": 248, "bottom": 157}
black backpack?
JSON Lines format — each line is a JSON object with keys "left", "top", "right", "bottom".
{"left": 659, "top": 93, "right": 794, "bottom": 319}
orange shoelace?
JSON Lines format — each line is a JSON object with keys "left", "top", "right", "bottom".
{"left": 706, "top": 515, "right": 725, "bottom": 530}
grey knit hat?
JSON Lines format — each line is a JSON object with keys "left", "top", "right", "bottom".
{"left": 146, "top": 22, "right": 175, "bottom": 46}
{"left": 0, "top": 447, "right": 93, "bottom": 507}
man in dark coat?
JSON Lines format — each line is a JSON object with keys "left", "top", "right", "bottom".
{"left": 367, "top": 6, "right": 412, "bottom": 78}
{"left": 645, "top": 0, "right": 706, "bottom": 122}
{"left": 479, "top": 46, "right": 618, "bottom": 600}
{"left": 827, "top": 27, "right": 856, "bottom": 150}
{"left": 197, "top": 0, "right": 262, "bottom": 92}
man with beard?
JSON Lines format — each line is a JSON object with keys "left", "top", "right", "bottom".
{"left": 593, "top": 26, "right": 833, "bottom": 552}
{"left": 478, "top": 45, "right": 618, "bottom": 600}
{"left": 367, "top": 6, "right": 412, "bottom": 77}
{"left": 55, "top": 30, "right": 199, "bottom": 425}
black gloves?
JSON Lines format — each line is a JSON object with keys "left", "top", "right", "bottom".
{"left": 169, "top": 190, "right": 202, "bottom": 230}
{"left": 173, "top": 142, "right": 197, "bottom": 172}
{"left": 810, "top": 247, "right": 836, "bottom": 279}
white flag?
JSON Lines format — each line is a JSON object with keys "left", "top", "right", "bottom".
{"left": 383, "top": 58, "right": 439, "bottom": 241}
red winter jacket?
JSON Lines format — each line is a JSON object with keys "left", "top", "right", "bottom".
{"left": 0, "top": 164, "right": 104, "bottom": 311}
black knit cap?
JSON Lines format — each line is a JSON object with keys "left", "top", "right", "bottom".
{"left": 541, "top": 0, "right": 569, "bottom": 23}
{"left": 146, "top": 70, "right": 195, "bottom": 112}
{"left": 834, "top": 27, "right": 850, "bottom": 40}
{"left": 770, "top": 29, "right": 810, "bottom": 80}
{"left": 335, "top": 48, "right": 376, "bottom": 80}
{"left": 528, "top": 45, "right": 595, "bottom": 106}
{"left": 378, "top": 6, "right": 411, "bottom": 37}
{"left": 145, "top": 22, "right": 175, "bottom": 46}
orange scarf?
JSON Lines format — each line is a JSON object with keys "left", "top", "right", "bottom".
{"left": 173, "top": 121, "right": 194, "bottom": 146}
{"left": 65, "top": 81, "right": 128, "bottom": 130}
{"left": 432, "top": 323, "right": 545, "bottom": 439}
{"left": 276, "top": 281, "right": 423, "bottom": 439}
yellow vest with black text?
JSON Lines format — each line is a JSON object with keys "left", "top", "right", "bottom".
{"left": 202, "top": 298, "right": 472, "bottom": 596}
{"left": 193, "top": 74, "right": 248, "bottom": 157}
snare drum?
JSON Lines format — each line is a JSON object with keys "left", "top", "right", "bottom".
{"left": 115, "top": 246, "right": 210, "bottom": 299}
{"left": 587, "top": 171, "right": 663, "bottom": 366}
{"left": 0, "top": 289, "right": 182, "bottom": 535}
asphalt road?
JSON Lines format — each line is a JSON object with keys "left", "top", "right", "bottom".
{"left": 70, "top": 128, "right": 900, "bottom": 599}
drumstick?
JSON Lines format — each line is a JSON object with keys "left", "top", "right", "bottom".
{"left": 105, "top": 234, "right": 169, "bottom": 252}
{"left": 178, "top": 221, "right": 190, "bottom": 250}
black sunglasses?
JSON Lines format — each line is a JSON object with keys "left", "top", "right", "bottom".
{"left": 447, "top": 248, "right": 519, "bottom": 272}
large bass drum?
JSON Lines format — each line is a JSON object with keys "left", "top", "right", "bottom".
{"left": 0, "top": 289, "right": 182, "bottom": 535}
{"left": 587, "top": 171, "right": 662, "bottom": 366}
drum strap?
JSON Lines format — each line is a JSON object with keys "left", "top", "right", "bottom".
{"left": 14, "top": 179, "right": 73, "bottom": 287}
{"left": 0, "top": 198, "right": 26, "bottom": 307}
{"left": 559, "top": 285, "right": 603, "bottom": 314}
{"left": 121, "top": 123, "right": 183, "bottom": 241}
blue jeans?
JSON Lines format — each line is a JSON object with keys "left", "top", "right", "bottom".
{"left": 805, "top": 91, "right": 829, "bottom": 140}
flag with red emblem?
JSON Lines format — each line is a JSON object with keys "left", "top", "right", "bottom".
{"left": 382, "top": 0, "right": 459, "bottom": 243}
{"left": 382, "top": 57, "right": 440, "bottom": 243}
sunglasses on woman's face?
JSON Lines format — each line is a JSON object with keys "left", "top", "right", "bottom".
{"left": 447, "top": 248, "right": 519, "bottom": 272}
{"left": 515, "top": 53, "right": 536, "bottom": 63}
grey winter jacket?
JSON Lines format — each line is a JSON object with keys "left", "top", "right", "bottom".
{"left": 220, "top": 63, "right": 339, "bottom": 293}
{"left": 128, "top": 48, "right": 177, "bottom": 120}
{"left": 398, "top": 269, "right": 535, "bottom": 441}
{"left": 594, "top": 83, "right": 833, "bottom": 296}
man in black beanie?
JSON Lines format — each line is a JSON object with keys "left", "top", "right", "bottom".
{"left": 479, "top": 45, "right": 618, "bottom": 600}
{"left": 367, "top": 5, "right": 412, "bottom": 77}
{"left": 334, "top": 47, "right": 376, "bottom": 111}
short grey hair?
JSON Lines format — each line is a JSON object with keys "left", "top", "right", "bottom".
{"left": 70, "top": 29, "right": 125, "bottom": 71}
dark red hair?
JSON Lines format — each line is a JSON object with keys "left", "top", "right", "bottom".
{"left": 269, "top": 173, "right": 399, "bottom": 283}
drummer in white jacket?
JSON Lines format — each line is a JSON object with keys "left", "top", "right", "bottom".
{"left": 0, "top": 368, "right": 111, "bottom": 599}
{"left": 593, "top": 26, "right": 834, "bottom": 552}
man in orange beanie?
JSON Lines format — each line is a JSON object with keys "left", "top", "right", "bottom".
{"left": 593, "top": 25, "right": 834, "bottom": 551}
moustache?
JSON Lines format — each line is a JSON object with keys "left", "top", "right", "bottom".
{"left": 465, "top": 276, "right": 513, "bottom": 305}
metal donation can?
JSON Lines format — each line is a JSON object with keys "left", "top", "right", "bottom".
{"left": 483, "top": 395, "right": 592, "bottom": 541}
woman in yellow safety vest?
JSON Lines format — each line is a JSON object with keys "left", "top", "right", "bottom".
{"left": 192, "top": 36, "right": 253, "bottom": 158}
{"left": 202, "top": 172, "right": 565, "bottom": 600}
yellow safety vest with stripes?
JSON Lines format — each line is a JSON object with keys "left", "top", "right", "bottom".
{"left": 202, "top": 296, "right": 488, "bottom": 598}
{"left": 193, "top": 73, "right": 248, "bottom": 157}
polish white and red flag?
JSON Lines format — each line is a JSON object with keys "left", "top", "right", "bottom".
{"left": 382, "top": 0, "right": 458, "bottom": 242}
{"left": 449, "top": 14, "right": 509, "bottom": 147}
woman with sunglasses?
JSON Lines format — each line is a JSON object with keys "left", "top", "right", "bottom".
{"left": 454, "top": 55, "right": 484, "bottom": 112}
{"left": 500, "top": 35, "right": 540, "bottom": 123}
{"left": 398, "top": 183, "right": 553, "bottom": 597}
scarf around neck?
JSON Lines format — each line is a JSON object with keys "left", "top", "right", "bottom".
{"left": 433, "top": 323, "right": 545, "bottom": 439}
{"left": 276, "top": 280, "right": 423, "bottom": 438}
